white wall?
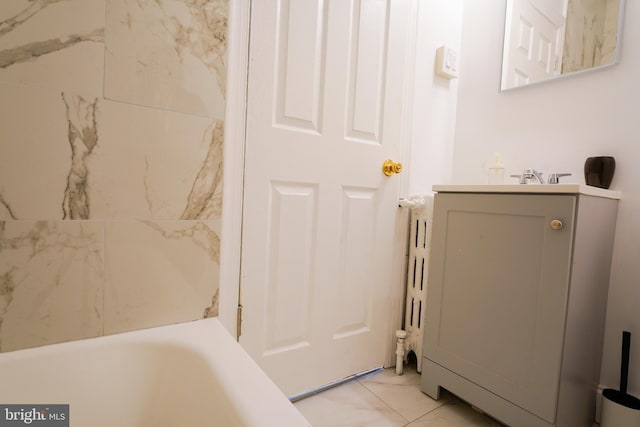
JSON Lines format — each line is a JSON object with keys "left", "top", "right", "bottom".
{"left": 453, "top": 0, "right": 640, "bottom": 395}
{"left": 405, "top": 0, "right": 464, "bottom": 196}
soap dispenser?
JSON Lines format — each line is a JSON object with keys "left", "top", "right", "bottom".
{"left": 488, "top": 153, "right": 505, "bottom": 184}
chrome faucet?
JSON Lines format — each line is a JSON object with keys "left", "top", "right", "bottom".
{"left": 510, "top": 169, "right": 545, "bottom": 184}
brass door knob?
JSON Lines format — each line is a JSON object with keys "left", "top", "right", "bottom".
{"left": 382, "top": 159, "right": 403, "bottom": 176}
{"left": 550, "top": 219, "right": 563, "bottom": 230}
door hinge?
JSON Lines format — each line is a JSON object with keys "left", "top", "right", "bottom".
{"left": 237, "top": 304, "right": 243, "bottom": 338}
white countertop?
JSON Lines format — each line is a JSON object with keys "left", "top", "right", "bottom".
{"left": 432, "top": 184, "right": 621, "bottom": 200}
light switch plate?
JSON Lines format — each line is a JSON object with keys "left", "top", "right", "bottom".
{"left": 435, "top": 46, "right": 459, "bottom": 80}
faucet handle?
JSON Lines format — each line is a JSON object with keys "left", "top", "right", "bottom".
{"left": 511, "top": 169, "right": 545, "bottom": 184}
{"left": 547, "top": 173, "right": 571, "bottom": 184}
{"left": 510, "top": 173, "right": 527, "bottom": 184}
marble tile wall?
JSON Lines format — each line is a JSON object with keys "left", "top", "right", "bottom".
{"left": 600, "top": 0, "right": 621, "bottom": 65}
{"left": 562, "top": 0, "right": 614, "bottom": 73}
{"left": 0, "top": 0, "right": 227, "bottom": 352}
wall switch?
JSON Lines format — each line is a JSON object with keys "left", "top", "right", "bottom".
{"left": 435, "top": 46, "right": 459, "bottom": 79}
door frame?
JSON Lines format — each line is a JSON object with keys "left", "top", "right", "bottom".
{"left": 218, "top": 0, "right": 250, "bottom": 338}
{"left": 219, "top": 0, "right": 418, "bottom": 367}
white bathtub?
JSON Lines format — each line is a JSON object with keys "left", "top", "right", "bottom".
{"left": 0, "top": 318, "right": 310, "bottom": 427}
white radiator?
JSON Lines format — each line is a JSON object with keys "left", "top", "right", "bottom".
{"left": 396, "top": 195, "right": 433, "bottom": 374}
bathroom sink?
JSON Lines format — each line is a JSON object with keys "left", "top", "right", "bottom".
{"left": 432, "top": 184, "right": 620, "bottom": 199}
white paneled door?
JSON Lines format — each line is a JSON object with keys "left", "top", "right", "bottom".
{"left": 240, "top": 0, "right": 413, "bottom": 396}
{"left": 501, "top": 0, "right": 565, "bottom": 89}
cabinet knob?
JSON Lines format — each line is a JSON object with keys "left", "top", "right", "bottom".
{"left": 550, "top": 219, "right": 563, "bottom": 230}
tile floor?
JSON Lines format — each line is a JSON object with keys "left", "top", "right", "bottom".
{"left": 294, "top": 364, "right": 505, "bottom": 427}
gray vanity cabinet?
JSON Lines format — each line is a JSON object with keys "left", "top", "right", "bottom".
{"left": 421, "top": 190, "right": 618, "bottom": 427}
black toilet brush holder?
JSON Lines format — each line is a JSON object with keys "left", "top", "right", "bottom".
{"left": 601, "top": 331, "right": 640, "bottom": 426}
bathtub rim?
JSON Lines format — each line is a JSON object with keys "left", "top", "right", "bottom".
{"left": 0, "top": 318, "right": 310, "bottom": 427}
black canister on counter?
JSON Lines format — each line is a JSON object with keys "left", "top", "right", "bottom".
{"left": 584, "top": 156, "right": 615, "bottom": 189}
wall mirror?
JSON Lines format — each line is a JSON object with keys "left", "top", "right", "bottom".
{"left": 501, "top": 0, "right": 625, "bottom": 91}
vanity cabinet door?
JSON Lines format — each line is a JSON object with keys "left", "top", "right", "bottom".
{"left": 424, "top": 193, "right": 576, "bottom": 423}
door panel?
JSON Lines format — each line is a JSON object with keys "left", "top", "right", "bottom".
{"left": 264, "top": 182, "right": 317, "bottom": 355}
{"left": 333, "top": 186, "right": 378, "bottom": 338}
{"left": 346, "top": 0, "right": 388, "bottom": 142}
{"left": 241, "top": 0, "right": 411, "bottom": 396}
{"left": 502, "top": 0, "right": 565, "bottom": 89}
{"left": 275, "top": 0, "right": 326, "bottom": 131}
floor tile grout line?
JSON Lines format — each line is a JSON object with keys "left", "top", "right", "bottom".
{"left": 356, "top": 377, "right": 424, "bottom": 422}
{"left": 294, "top": 377, "right": 411, "bottom": 426}
{"left": 351, "top": 380, "right": 412, "bottom": 425}
{"left": 356, "top": 368, "right": 450, "bottom": 423}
